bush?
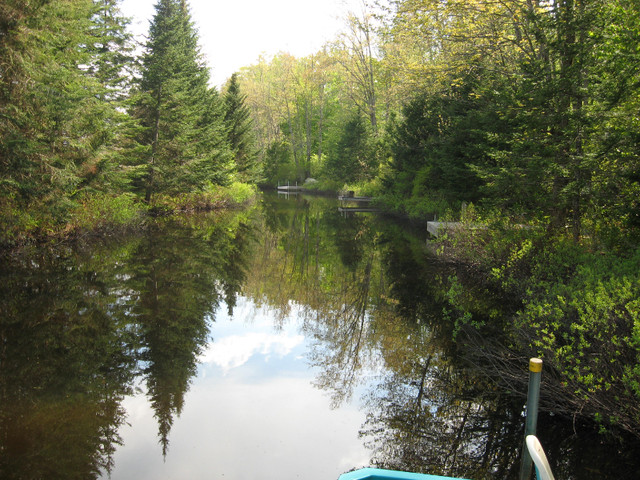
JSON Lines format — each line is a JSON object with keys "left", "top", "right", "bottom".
{"left": 220, "top": 182, "right": 256, "bottom": 204}
{"left": 71, "top": 192, "right": 142, "bottom": 230}
{"left": 514, "top": 246, "right": 640, "bottom": 430}
{"left": 434, "top": 220, "right": 640, "bottom": 435}
{"left": 149, "top": 182, "right": 256, "bottom": 213}
{"left": 0, "top": 195, "right": 39, "bottom": 247}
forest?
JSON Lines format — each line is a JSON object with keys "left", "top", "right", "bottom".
{"left": 1, "top": 0, "right": 639, "bottom": 438}
{"left": 0, "top": 0, "right": 254, "bottom": 247}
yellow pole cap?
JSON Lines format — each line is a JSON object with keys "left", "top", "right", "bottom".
{"left": 529, "top": 358, "right": 543, "bottom": 373}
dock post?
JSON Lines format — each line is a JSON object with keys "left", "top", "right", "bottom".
{"left": 519, "top": 358, "right": 543, "bottom": 480}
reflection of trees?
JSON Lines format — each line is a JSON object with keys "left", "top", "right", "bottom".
{"left": 363, "top": 356, "right": 640, "bottom": 480}
{"left": 324, "top": 209, "right": 365, "bottom": 272}
{"left": 359, "top": 330, "right": 524, "bottom": 479}
{"left": 242, "top": 195, "right": 640, "bottom": 479}
{"left": 360, "top": 229, "right": 640, "bottom": 480}
{"left": 307, "top": 257, "right": 377, "bottom": 407}
{"left": 0, "top": 208, "right": 256, "bottom": 476}
{"left": 248, "top": 194, "right": 385, "bottom": 404}
{"left": 126, "top": 212, "right": 254, "bottom": 456}
{"left": 0, "top": 244, "right": 138, "bottom": 478}
{"left": 5, "top": 194, "right": 639, "bottom": 479}
{"left": 358, "top": 234, "right": 532, "bottom": 480}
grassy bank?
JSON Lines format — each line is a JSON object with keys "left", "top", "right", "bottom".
{"left": 0, "top": 182, "right": 257, "bottom": 251}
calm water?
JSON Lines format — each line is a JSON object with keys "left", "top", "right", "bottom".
{"left": 1, "top": 193, "right": 638, "bottom": 479}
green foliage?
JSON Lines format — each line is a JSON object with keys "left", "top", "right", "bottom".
{"left": 512, "top": 246, "right": 640, "bottom": 430}
{"left": 147, "top": 181, "right": 256, "bottom": 214}
{"left": 0, "top": 0, "right": 147, "bottom": 245}
{"left": 131, "top": 0, "right": 232, "bottom": 201}
{"left": 70, "top": 193, "right": 143, "bottom": 231}
{"left": 224, "top": 73, "right": 259, "bottom": 183}
{"left": 215, "top": 181, "right": 257, "bottom": 205}
{"left": 300, "top": 177, "right": 344, "bottom": 193}
{"left": 0, "top": 195, "right": 39, "bottom": 246}
{"left": 442, "top": 224, "right": 640, "bottom": 431}
{"left": 324, "top": 114, "right": 376, "bottom": 183}
{"left": 0, "top": 0, "right": 244, "bottom": 247}
{"left": 262, "top": 139, "right": 298, "bottom": 185}
{"left": 443, "top": 275, "right": 479, "bottom": 338}
{"left": 380, "top": 78, "right": 498, "bottom": 218}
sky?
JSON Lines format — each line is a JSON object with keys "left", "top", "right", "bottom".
{"left": 120, "top": 0, "right": 365, "bottom": 87}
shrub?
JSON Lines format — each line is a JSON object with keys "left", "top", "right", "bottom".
{"left": 71, "top": 192, "right": 142, "bottom": 230}
{"left": 206, "top": 181, "right": 255, "bottom": 205}
{"left": 514, "top": 245, "right": 640, "bottom": 432}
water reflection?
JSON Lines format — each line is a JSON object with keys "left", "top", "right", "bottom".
{"left": 111, "top": 300, "right": 369, "bottom": 480}
{"left": 0, "top": 210, "right": 254, "bottom": 478}
{"left": 1, "top": 194, "right": 639, "bottom": 479}
{"left": 0, "top": 241, "right": 138, "bottom": 478}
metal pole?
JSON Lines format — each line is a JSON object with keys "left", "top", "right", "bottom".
{"left": 519, "top": 358, "right": 543, "bottom": 480}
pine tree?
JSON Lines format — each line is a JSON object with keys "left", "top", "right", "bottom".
{"left": 133, "top": 0, "right": 232, "bottom": 202}
{"left": 223, "top": 73, "right": 258, "bottom": 182}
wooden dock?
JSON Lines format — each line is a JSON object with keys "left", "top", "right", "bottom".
{"left": 338, "top": 195, "right": 372, "bottom": 202}
{"left": 338, "top": 194, "right": 379, "bottom": 215}
{"left": 277, "top": 185, "right": 303, "bottom": 192}
{"left": 427, "top": 221, "right": 460, "bottom": 237}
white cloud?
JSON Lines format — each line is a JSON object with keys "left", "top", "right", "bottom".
{"left": 105, "top": 297, "right": 372, "bottom": 480}
{"left": 199, "top": 331, "right": 304, "bottom": 373}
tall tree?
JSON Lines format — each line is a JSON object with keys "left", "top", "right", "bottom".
{"left": 133, "top": 0, "right": 231, "bottom": 202}
{"left": 590, "top": 0, "right": 640, "bottom": 241}
{"left": 87, "top": 0, "right": 134, "bottom": 100}
{"left": 325, "top": 113, "right": 374, "bottom": 183}
{"left": 81, "top": 0, "right": 136, "bottom": 192}
{"left": 334, "top": 10, "right": 379, "bottom": 133}
{"left": 224, "top": 73, "right": 258, "bottom": 182}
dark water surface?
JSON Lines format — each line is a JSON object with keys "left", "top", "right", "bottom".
{"left": 1, "top": 193, "right": 638, "bottom": 479}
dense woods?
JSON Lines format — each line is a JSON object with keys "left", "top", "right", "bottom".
{"left": 239, "top": 0, "right": 640, "bottom": 244}
{"left": 1, "top": 0, "right": 639, "bottom": 440}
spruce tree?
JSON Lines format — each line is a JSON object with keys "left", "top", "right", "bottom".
{"left": 0, "top": 0, "right": 133, "bottom": 238}
{"left": 80, "top": 0, "right": 136, "bottom": 192}
{"left": 133, "top": 0, "right": 231, "bottom": 202}
{"left": 87, "top": 0, "right": 134, "bottom": 102}
{"left": 223, "top": 73, "right": 258, "bottom": 182}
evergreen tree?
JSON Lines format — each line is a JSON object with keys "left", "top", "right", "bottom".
{"left": 80, "top": 0, "right": 136, "bottom": 193}
{"left": 133, "top": 0, "right": 232, "bottom": 202}
{"left": 87, "top": 0, "right": 134, "bottom": 101}
{"left": 0, "top": 0, "right": 133, "bottom": 239}
{"left": 324, "top": 114, "right": 374, "bottom": 183}
{"left": 224, "top": 73, "right": 258, "bottom": 182}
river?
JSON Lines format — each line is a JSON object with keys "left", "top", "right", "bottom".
{"left": 0, "top": 192, "right": 638, "bottom": 479}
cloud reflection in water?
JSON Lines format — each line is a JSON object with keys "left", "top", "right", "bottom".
{"left": 106, "top": 297, "right": 370, "bottom": 480}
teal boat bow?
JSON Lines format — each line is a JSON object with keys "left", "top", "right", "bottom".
{"left": 338, "top": 468, "right": 469, "bottom": 480}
